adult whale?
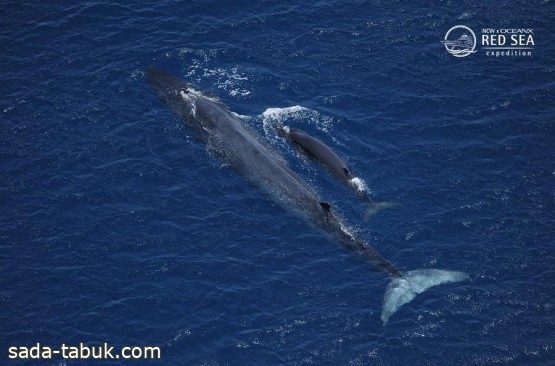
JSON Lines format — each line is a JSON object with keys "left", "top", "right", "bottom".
{"left": 146, "top": 67, "right": 467, "bottom": 325}
{"left": 277, "top": 125, "right": 398, "bottom": 220}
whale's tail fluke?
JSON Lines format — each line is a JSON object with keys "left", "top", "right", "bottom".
{"left": 346, "top": 178, "right": 399, "bottom": 221}
{"left": 363, "top": 200, "right": 400, "bottom": 221}
{"left": 381, "top": 269, "right": 468, "bottom": 325}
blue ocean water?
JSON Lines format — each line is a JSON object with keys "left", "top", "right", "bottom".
{"left": 1, "top": 1, "right": 554, "bottom": 365}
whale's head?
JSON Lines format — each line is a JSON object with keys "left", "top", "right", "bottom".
{"left": 146, "top": 67, "right": 208, "bottom": 137}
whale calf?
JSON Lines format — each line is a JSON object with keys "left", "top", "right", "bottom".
{"left": 146, "top": 67, "right": 467, "bottom": 325}
{"left": 277, "top": 125, "right": 398, "bottom": 219}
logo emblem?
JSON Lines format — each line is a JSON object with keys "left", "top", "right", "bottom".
{"left": 442, "top": 25, "right": 477, "bottom": 57}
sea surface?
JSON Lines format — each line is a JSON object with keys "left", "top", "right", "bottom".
{"left": 1, "top": 1, "right": 554, "bottom": 365}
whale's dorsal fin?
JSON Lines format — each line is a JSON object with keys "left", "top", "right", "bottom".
{"left": 342, "top": 167, "right": 350, "bottom": 177}
{"left": 319, "top": 202, "right": 331, "bottom": 213}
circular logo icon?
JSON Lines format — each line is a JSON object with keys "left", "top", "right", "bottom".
{"left": 442, "top": 25, "right": 477, "bottom": 57}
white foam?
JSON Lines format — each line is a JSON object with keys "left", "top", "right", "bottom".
{"left": 231, "top": 111, "right": 251, "bottom": 120}
{"left": 261, "top": 105, "right": 310, "bottom": 121}
{"left": 129, "top": 68, "right": 143, "bottom": 81}
{"left": 348, "top": 177, "right": 368, "bottom": 193}
{"left": 199, "top": 66, "right": 251, "bottom": 97}
{"left": 229, "top": 88, "right": 251, "bottom": 97}
{"left": 381, "top": 269, "right": 468, "bottom": 325}
{"left": 180, "top": 90, "right": 197, "bottom": 116}
{"left": 172, "top": 47, "right": 251, "bottom": 98}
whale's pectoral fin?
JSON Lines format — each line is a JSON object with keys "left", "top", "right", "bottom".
{"left": 319, "top": 202, "right": 332, "bottom": 214}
